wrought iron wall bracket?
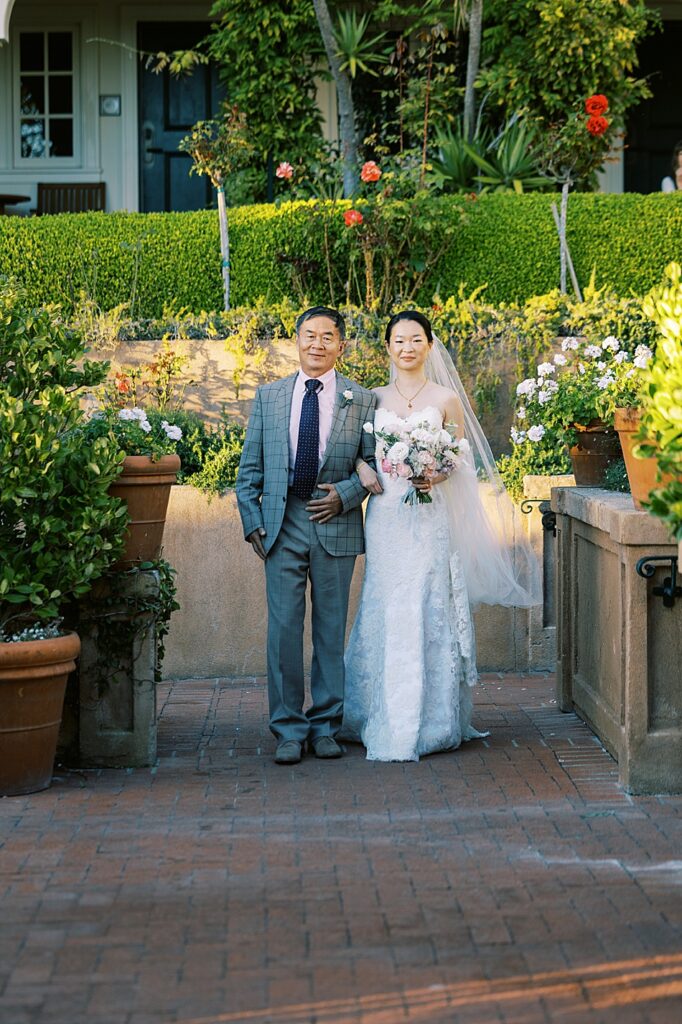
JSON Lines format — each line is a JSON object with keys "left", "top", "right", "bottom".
{"left": 635, "top": 555, "right": 681, "bottom": 609}
{"left": 520, "top": 499, "right": 557, "bottom": 536}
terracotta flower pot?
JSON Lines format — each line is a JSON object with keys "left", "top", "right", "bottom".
{"left": 614, "top": 406, "right": 673, "bottom": 511}
{"left": 109, "top": 454, "right": 180, "bottom": 567}
{"left": 0, "top": 631, "right": 80, "bottom": 796}
{"left": 569, "top": 419, "right": 622, "bottom": 486}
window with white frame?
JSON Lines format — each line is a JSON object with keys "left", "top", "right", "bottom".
{"left": 17, "top": 30, "right": 77, "bottom": 160}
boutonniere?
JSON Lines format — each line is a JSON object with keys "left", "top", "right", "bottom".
{"left": 340, "top": 389, "right": 354, "bottom": 407}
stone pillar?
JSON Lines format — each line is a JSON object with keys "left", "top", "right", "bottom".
{"left": 553, "top": 487, "right": 682, "bottom": 795}
{"left": 67, "top": 570, "right": 160, "bottom": 768}
{"left": 521, "top": 474, "right": 575, "bottom": 671}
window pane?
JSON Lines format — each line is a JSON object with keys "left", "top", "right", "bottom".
{"left": 48, "top": 33, "right": 72, "bottom": 72}
{"left": 49, "top": 76, "right": 72, "bottom": 114}
{"left": 21, "top": 76, "right": 45, "bottom": 116}
{"left": 48, "top": 118, "right": 73, "bottom": 157}
{"left": 20, "top": 33, "right": 44, "bottom": 72}
{"left": 21, "top": 119, "right": 48, "bottom": 158}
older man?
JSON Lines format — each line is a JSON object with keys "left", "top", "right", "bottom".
{"left": 236, "top": 306, "right": 377, "bottom": 764}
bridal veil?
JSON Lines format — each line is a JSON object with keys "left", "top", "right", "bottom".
{"left": 394, "top": 334, "right": 542, "bottom": 608}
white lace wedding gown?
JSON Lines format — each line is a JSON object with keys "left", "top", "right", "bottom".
{"left": 343, "top": 406, "right": 486, "bottom": 762}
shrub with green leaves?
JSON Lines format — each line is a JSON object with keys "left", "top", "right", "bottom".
{"left": 497, "top": 441, "right": 572, "bottom": 503}
{"left": 640, "top": 263, "right": 682, "bottom": 538}
{"left": 157, "top": 409, "right": 246, "bottom": 495}
{"left": 482, "top": 0, "right": 655, "bottom": 160}
{"left": 0, "top": 280, "right": 128, "bottom": 636}
{"left": 2, "top": 195, "right": 682, "bottom": 316}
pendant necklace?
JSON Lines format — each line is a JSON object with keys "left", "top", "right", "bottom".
{"left": 394, "top": 378, "right": 428, "bottom": 409}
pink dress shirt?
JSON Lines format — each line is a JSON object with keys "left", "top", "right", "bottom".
{"left": 288, "top": 367, "right": 338, "bottom": 482}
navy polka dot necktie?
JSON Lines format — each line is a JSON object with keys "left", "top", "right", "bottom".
{"left": 291, "top": 378, "right": 323, "bottom": 499}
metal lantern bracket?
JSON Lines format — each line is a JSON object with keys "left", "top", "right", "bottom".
{"left": 635, "top": 555, "right": 681, "bottom": 609}
{"left": 520, "top": 499, "right": 557, "bottom": 537}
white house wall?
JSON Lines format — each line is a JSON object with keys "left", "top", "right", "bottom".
{"left": 0, "top": 0, "right": 213, "bottom": 211}
{"left": 5, "top": 1, "right": 676, "bottom": 209}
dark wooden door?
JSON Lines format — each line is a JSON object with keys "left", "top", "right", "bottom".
{"left": 138, "top": 22, "right": 222, "bottom": 212}
{"left": 625, "top": 21, "right": 682, "bottom": 193}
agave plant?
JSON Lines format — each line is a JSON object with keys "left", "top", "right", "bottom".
{"left": 334, "top": 9, "right": 388, "bottom": 78}
{"left": 464, "top": 118, "right": 549, "bottom": 194}
{"left": 431, "top": 121, "right": 492, "bottom": 193}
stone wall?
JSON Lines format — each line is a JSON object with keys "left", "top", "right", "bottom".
{"left": 553, "top": 487, "right": 682, "bottom": 795}
{"left": 106, "top": 336, "right": 522, "bottom": 457}
{"left": 161, "top": 475, "right": 573, "bottom": 680}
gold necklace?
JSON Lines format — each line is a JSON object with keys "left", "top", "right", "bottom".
{"left": 394, "top": 378, "right": 428, "bottom": 409}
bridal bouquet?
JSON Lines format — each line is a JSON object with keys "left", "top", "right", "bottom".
{"left": 364, "top": 415, "right": 470, "bottom": 505}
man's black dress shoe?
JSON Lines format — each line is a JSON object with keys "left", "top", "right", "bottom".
{"left": 310, "top": 736, "right": 343, "bottom": 759}
{"left": 274, "top": 740, "right": 303, "bottom": 764}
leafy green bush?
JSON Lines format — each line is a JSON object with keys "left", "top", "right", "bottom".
{"left": 189, "top": 422, "right": 247, "bottom": 494}
{"left": 497, "top": 442, "right": 572, "bottom": 503}
{"left": 434, "top": 193, "right": 682, "bottom": 305}
{"left": 602, "top": 457, "right": 630, "bottom": 493}
{"left": 2, "top": 194, "right": 682, "bottom": 316}
{"left": 158, "top": 409, "right": 246, "bottom": 495}
{"left": 0, "top": 280, "right": 128, "bottom": 636}
{"left": 640, "top": 263, "right": 682, "bottom": 539}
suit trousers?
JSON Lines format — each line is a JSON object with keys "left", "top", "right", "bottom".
{"left": 264, "top": 493, "right": 356, "bottom": 743}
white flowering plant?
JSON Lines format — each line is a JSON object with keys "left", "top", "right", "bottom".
{"left": 82, "top": 406, "right": 183, "bottom": 461}
{"left": 510, "top": 332, "right": 655, "bottom": 454}
{"left": 365, "top": 414, "right": 470, "bottom": 505}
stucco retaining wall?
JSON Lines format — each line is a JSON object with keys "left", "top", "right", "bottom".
{"left": 107, "top": 335, "right": 522, "bottom": 457}
{"left": 162, "top": 476, "right": 572, "bottom": 680}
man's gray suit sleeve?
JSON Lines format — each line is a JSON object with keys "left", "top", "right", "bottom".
{"left": 235, "top": 388, "right": 265, "bottom": 540}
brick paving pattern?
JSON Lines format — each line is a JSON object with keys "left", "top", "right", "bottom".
{"left": 1, "top": 673, "right": 681, "bottom": 1024}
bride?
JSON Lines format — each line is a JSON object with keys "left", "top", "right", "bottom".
{"left": 342, "top": 310, "right": 541, "bottom": 762}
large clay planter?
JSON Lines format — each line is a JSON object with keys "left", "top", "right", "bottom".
{"left": 569, "top": 419, "right": 622, "bottom": 486}
{"left": 614, "top": 406, "right": 673, "bottom": 511}
{"left": 109, "top": 454, "right": 180, "bottom": 566}
{"left": 0, "top": 631, "right": 80, "bottom": 796}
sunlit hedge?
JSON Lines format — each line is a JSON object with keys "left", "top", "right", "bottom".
{"left": 1, "top": 193, "right": 681, "bottom": 316}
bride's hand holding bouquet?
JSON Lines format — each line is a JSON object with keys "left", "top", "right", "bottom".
{"left": 365, "top": 415, "right": 471, "bottom": 504}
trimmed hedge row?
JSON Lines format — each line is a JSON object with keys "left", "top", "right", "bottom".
{"left": 1, "top": 193, "right": 681, "bottom": 316}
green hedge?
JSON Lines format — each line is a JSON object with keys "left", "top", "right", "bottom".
{"left": 1, "top": 194, "right": 681, "bottom": 316}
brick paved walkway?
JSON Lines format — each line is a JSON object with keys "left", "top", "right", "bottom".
{"left": 1, "top": 673, "right": 682, "bottom": 1024}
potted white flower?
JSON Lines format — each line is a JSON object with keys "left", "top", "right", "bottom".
{"left": 82, "top": 406, "right": 183, "bottom": 566}
{"left": 511, "top": 331, "right": 655, "bottom": 489}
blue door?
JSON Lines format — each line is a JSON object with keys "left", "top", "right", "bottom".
{"left": 138, "top": 22, "right": 223, "bottom": 212}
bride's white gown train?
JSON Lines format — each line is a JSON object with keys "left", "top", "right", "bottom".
{"left": 343, "top": 406, "right": 487, "bottom": 762}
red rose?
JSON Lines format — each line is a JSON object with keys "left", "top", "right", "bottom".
{"left": 275, "top": 161, "right": 294, "bottom": 180}
{"left": 585, "top": 94, "right": 609, "bottom": 116}
{"left": 360, "top": 160, "right": 382, "bottom": 183}
{"left": 344, "top": 209, "right": 364, "bottom": 227}
{"left": 586, "top": 115, "right": 609, "bottom": 137}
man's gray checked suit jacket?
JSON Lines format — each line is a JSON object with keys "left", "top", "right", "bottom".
{"left": 236, "top": 371, "right": 377, "bottom": 556}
